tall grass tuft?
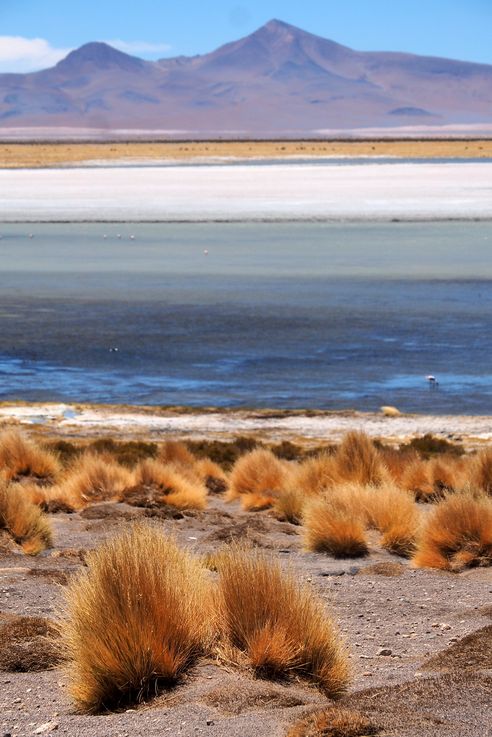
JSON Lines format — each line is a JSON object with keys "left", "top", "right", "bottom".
{"left": 303, "top": 487, "right": 369, "bottom": 558}
{"left": 363, "top": 484, "right": 421, "bottom": 557}
{"left": 128, "top": 458, "right": 207, "bottom": 509}
{"left": 60, "top": 523, "right": 214, "bottom": 713}
{"left": 0, "top": 429, "right": 60, "bottom": 482}
{"left": 335, "top": 432, "right": 386, "bottom": 486}
{"left": 0, "top": 481, "right": 52, "bottom": 554}
{"left": 228, "top": 449, "right": 288, "bottom": 509}
{"left": 412, "top": 491, "right": 492, "bottom": 571}
{"left": 217, "top": 546, "right": 349, "bottom": 696}
{"left": 61, "top": 453, "right": 133, "bottom": 508}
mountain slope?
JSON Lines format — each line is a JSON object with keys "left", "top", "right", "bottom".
{"left": 1, "top": 19, "right": 492, "bottom": 135}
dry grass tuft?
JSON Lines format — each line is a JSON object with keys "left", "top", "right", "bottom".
{"left": 291, "top": 453, "right": 340, "bottom": 496}
{"left": 60, "top": 522, "right": 214, "bottom": 713}
{"left": 287, "top": 706, "right": 379, "bottom": 737}
{"left": 362, "top": 484, "right": 421, "bottom": 558}
{"left": 0, "top": 612, "right": 61, "bottom": 671}
{"left": 412, "top": 491, "right": 492, "bottom": 571}
{"left": 273, "top": 487, "right": 306, "bottom": 524}
{"left": 60, "top": 453, "right": 133, "bottom": 508}
{"left": 471, "top": 447, "right": 492, "bottom": 495}
{"left": 0, "top": 429, "right": 60, "bottom": 482}
{"left": 0, "top": 481, "right": 52, "bottom": 554}
{"left": 335, "top": 432, "right": 386, "bottom": 486}
{"left": 303, "top": 490, "right": 369, "bottom": 558}
{"left": 217, "top": 546, "right": 349, "bottom": 696}
{"left": 400, "top": 459, "right": 435, "bottom": 501}
{"left": 126, "top": 458, "right": 207, "bottom": 510}
{"left": 228, "top": 449, "right": 288, "bottom": 509}
{"left": 158, "top": 440, "right": 197, "bottom": 467}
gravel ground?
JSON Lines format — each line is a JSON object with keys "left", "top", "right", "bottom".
{"left": 1, "top": 497, "right": 491, "bottom": 737}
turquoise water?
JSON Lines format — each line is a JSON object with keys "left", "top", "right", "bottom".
{"left": 0, "top": 221, "right": 491, "bottom": 412}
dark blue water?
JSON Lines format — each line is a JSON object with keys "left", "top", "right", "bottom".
{"left": 0, "top": 222, "right": 491, "bottom": 412}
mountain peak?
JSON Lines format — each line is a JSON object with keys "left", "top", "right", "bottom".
{"left": 55, "top": 42, "right": 145, "bottom": 73}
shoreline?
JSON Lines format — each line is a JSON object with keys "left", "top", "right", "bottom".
{"left": 1, "top": 401, "right": 492, "bottom": 447}
{"left": 1, "top": 139, "right": 492, "bottom": 169}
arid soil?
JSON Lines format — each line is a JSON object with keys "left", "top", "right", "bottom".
{"left": 1, "top": 139, "right": 492, "bottom": 168}
{"left": 1, "top": 494, "right": 490, "bottom": 737}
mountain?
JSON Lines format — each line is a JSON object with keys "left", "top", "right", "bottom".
{"left": 1, "top": 19, "right": 492, "bottom": 136}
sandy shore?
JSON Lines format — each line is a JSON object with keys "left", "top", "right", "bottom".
{"left": 0, "top": 403, "right": 491, "bottom": 447}
{"left": 1, "top": 139, "right": 492, "bottom": 168}
{"left": 1, "top": 160, "right": 492, "bottom": 221}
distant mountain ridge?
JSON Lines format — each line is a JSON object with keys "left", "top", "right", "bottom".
{"left": 1, "top": 19, "right": 492, "bottom": 136}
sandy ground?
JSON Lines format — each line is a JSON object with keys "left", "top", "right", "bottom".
{"left": 1, "top": 161, "right": 492, "bottom": 222}
{"left": 1, "top": 139, "right": 492, "bottom": 168}
{"left": 0, "top": 403, "right": 491, "bottom": 448}
{"left": 1, "top": 496, "right": 491, "bottom": 737}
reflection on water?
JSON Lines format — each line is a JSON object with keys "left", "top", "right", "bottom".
{"left": 0, "top": 221, "right": 491, "bottom": 413}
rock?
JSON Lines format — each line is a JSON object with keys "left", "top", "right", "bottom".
{"left": 34, "top": 722, "right": 59, "bottom": 734}
{"left": 377, "top": 647, "right": 392, "bottom": 656}
{"left": 206, "top": 721, "right": 214, "bottom": 726}
{"left": 380, "top": 405, "right": 401, "bottom": 417}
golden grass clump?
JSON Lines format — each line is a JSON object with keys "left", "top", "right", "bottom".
{"left": 217, "top": 546, "right": 349, "bottom": 697}
{"left": 0, "top": 429, "right": 60, "bottom": 482}
{"left": 127, "top": 458, "right": 207, "bottom": 510}
{"left": 228, "top": 449, "right": 289, "bottom": 509}
{"left": 273, "top": 487, "right": 306, "bottom": 524}
{"left": 290, "top": 453, "right": 340, "bottom": 496}
{"left": 60, "top": 523, "right": 214, "bottom": 713}
{"left": 412, "top": 491, "right": 492, "bottom": 571}
{"left": 400, "top": 459, "right": 435, "bottom": 501}
{"left": 471, "top": 447, "right": 492, "bottom": 495}
{"left": 0, "top": 481, "right": 52, "bottom": 554}
{"left": 363, "top": 484, "right": 421, "bottom": 557}
{"left": 60, "top": 453, "right": 133, "bottom": 508}
{"left": 335, "top": 432, "right": 386, "bottom": 486}
{"left": 287, "top": 706, "right": 379, "bottom": 737}
{"left": 303, "top": 488, "right": 369, "bottom": 558}
{"left": 158, "top": 439, "right": 197, "bottom": 468}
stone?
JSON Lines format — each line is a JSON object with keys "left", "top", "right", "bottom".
{"left": 377, "top": 647, "right": 392, "bottom": 656}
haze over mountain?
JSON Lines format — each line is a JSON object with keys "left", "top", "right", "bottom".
{"left": 1, "top": 19, "right": 492, "bottom": 137}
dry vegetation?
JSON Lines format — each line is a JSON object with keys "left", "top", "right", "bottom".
{"left": 60, "top": 523, "right": 214, "bottom": 712}
{"left": 287, "top": 706, "right": 380, "bottom": 737}
{"left": 2, "top": 139, "right": 492, "bottom": 169}
{"left": 216, "top": 546, "right": 349, "bottom": 697}
{"left": 0, "top": 427, "right": 491, "bottom": 572}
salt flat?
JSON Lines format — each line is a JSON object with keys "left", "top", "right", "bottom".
{"left": 1, "top": 161, "right": 492, "bottom": 221}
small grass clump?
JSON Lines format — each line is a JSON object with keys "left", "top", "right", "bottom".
{"left": 400, "top": 433, "right": 464, "bottom": 458}
{"left": 471, "top": 447, "right": 492, "bottom": 495}
{"left": 228, "top": 448, "right": 289, "bottom": 510}
{"left": 363, "top": 484, "right": 421, "bottom": 558}
{"left": 412, "top": 491, "right": 492, "bottom": 571}
{"left": 0, "top": 613, "right": 60, "bottom": 671}
{"left": 291, "top": 453, "right": 341, "bottom": 496}
{"left": 335, "top": 432, "right": 387, "bottom": 486}
{"left": 303, "top": 489, "right": 369, "bottom": 558}
{"left": 287, "top": 706, "right": 379, "bottom": 737}
{"left": 60, "top": 453, "right": 133, "bottom": 508}
{"left": 217, "top": 546, "right": 349, "bottom": 697}
{"left": 126, "top": 458, "right": 207, "bottom": 510}
{"left": 60, "top": 523, "right": 214, "bottom": 713}
{"left": 273, "top": 487, "right": 306, "bottom": 524}
{"left": 0, "top": 429, "right": 60, "bottom": 482}
{"left": 0, "top": 481, "right": 52, "bottom": 554}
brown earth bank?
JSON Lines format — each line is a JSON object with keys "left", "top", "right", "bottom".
{"left": 1, "top": 139, "right": 492, "bottom": 168}
{"left": 0, "top": 497, "right": 491, "bottom": 737}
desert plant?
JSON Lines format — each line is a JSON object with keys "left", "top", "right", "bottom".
{"left": 0, "top": 481, "right": 52, "bottom": 554}
{"left": 400, "top": 459, "right": 435, "bottom": 501}
{"left": 412, "top": 491, "right": 492, "bottom": 571}
{"left": 60, "top": 453, "right": 133, "bottom": 508}
{"left": 335, "top": 432, "right": 386, "bottom": 486}
{"left": 227, "top": 449, "right": 288, "bottom": 509}
{"left": 290, "top": 453, "right": 340, "bottom": 496}
{"left": 363, "top": 484, "right": 421, "bottom": 557}
{"left": 303, "top": 489, "right": 369, "bottom": 558}
{"left": 0, "top": 429, "right": 60, "bottom": 482}
{"left": 471, "top": 447, "right": 492, "bottom": 495}
{"left": 217, "top": 546, "right": 349, "bottom": 697}
{"left": 158, "top": 439, "right": 197, "bottom": 468}
{"left": 60, "top": 523, "right": 214, "bottom": 712}
{"left": 127, "top": 458, "right": 207, "bottom": 510}
{"left": 273, "top": 487, "right": 306, "bottom": 524}
{"left": 287, "top": 706, "right": 379, "bottom": 737}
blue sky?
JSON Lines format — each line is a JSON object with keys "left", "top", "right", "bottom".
{"left": 1, "top": 0, "right": 491, "bottom": 72}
